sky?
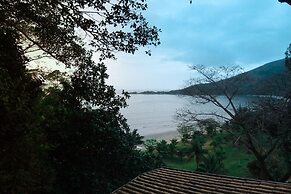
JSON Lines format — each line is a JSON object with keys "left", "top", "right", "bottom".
{"left": 105, "top": 0, "right": 291, "bottom": 91}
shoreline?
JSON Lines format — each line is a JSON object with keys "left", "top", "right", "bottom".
{"left": 143, "top": 130, "right": 180, "bottom": 142}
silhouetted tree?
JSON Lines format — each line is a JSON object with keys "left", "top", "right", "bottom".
{"left": 279, "top": 0, "right": 291, "bottom": 6}
{"left": 190, "top": 133, "right": 206, "bottom": 170}
{"left": 1, "top": 0, "right": 160, "bottom": 66}
{"left": 0, "top": 27, "right": 54, "bottom": 193}
{"left": 285, "top": 44, "right": 291, "bottom": 70}
{"left": 0, "top": 0, "right": 161, "bottom": 193}
{"left": 177, "top": 65, "right": 291, "bottom": 181}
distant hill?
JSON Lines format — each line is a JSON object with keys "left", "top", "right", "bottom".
{"left": 169, "top": 59, "right": 291, "bottom": 96}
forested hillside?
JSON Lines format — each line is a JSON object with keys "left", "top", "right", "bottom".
{"left": 170, "top": 59, "right": 291, "bottom": 96}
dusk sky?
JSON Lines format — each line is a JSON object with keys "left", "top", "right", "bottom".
{"left": 105, "top": 0, "right": 291, "bottom": 91}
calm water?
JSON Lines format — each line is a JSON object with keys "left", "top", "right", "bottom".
{"left": 121, "top": 94, "right": 255, "bottom": 136}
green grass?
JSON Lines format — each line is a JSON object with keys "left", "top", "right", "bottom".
{"left": 222, "top": 144, "right": 254, "bottom": 177}
{"left": 163, "top": 141, "right": 254, "bottom": 178}
{"left": 163, "top": 157, "right": 196, "bottom": 171}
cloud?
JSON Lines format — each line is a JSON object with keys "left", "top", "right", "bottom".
{"left": 106, "top": 0, "right": 291, "bottom": 90}
{"left": 104, "top": 49, "right": 191, "bottom": 91}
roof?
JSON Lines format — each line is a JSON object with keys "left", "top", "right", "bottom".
{"left": 112, "top": 168, "right": 291, "bottom": 194}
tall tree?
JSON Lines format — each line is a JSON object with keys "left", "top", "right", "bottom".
{"left": 0, "top": 0, "right": 161, "bottom": 193}
{"left": 0, "top": 27, "right": 54, "bottom": 193}
{"left": 1, "top": 0, "right": 160, "bottom": 66}
{"left": 177, "top": 65, "right": 291, "bottom": 181}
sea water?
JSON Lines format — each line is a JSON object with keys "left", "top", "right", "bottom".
{"left": 121, "top": 94, "right": 255, "bottom": 136}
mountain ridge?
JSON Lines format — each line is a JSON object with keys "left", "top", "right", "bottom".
{"left": 168, "top": 59, "right": 291, "bottom": 96}
{"left": 135, "top": 59, "right": 291, "bottom": 96}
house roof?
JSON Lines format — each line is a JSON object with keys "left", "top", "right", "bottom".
{"left": 112, "top": 168, "right": 291, "bottom": 194}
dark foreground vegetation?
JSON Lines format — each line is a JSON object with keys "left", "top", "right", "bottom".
{"left": 146, "top": 106, "right": 291, "bottom": 181}
{"left": 0, "top": 0, "right": 291, "bottom": 193}
{"left": 145, "top": 43, "right": 291, "bottom": 179}
{"left": 0, "top": 0, "right": 163, "bottom": 193}
{"left": 145, "top": 125, "right": 254, "bottom": 178}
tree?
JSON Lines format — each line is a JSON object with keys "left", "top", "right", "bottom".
{"left": 156, "top": 140, "right": 169, "bottom": 159}
{"left": 177, "top": 123, "right": 207, "bottom": 169}
{"left": 177, "top": 65, "right": 291, "bottom": 181}
{"left": 197, "top": 151, "right": 226, "bottom": 174}
{"left": 279, "top": 0, "right": 291, "bottom": 6}
{"left": 169, "top": 138, "right": 178, "bottom": 156}
{"left": 190, "top": 132, "right": 207, "bottom": 170}
{"left": 197, "top": 118, "right": 220, "bottom": 136}
{"left": 36, "top": 83, "right": 163, "bottom": 193}
{"left": 227, "top": 100, "right": 291, "bottom": 181}
{"left": 1, "top": 0, "right": 160, "bottom": 66}
{"left": 285, "top": 44, "right": 291, "bottom": 70}
{"left": 0, "top": 27, "right": 55, "bottom": 193}
{"left": 0, "top": 0, "right": 161, "bottom": 193}
{"left": 144, "top": 139, "right": 159, "bottom": 154}
{"left": 177, "top": 125, "right": 194, "bottom": 143}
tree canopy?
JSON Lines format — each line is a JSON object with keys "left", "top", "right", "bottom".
{"left": 1, "top": 0, "right": 160, "bottom": 65}
{"left": 177, "top": 65, "right": 291, "bottom": 181}
{"left": 0, "top": 0, "right": 162, "bottom": 193}
{"left": 279, "top": 0, "right": 291, "bottom": 6}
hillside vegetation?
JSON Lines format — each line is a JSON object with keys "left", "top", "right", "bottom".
{"left": 169, "top": 59, "right": 291, "bottom": 96}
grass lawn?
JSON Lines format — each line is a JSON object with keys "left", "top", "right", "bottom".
{"left": 163, "top": 142, "right": 254, "bottom": 178}
{"left": 222, "top": 144, "right": 254, "bottom": 177}
{"left": 163, "top": 157, "right": 196, "bottom": 171}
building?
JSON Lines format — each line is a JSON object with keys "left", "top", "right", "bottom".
{"left": 112, "top": 168, "right": 291, "bottom": 194}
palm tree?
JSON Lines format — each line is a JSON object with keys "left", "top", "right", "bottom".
{"left": 189, "top": 135, "right": 206, "bottom": 170}
{"left": 197, "top": 154, "right": 225, "bottom": 173}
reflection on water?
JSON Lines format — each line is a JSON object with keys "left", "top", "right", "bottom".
{"left": 121, "top": 94, "right": 258, "bottom": 136}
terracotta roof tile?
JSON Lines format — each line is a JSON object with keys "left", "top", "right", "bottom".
{"left": 112, "top": 168, "right": 291, "bottom": 194}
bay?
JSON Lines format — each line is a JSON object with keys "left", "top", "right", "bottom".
{"left": 121, "top": 94, "right": 256, "bottom": 137}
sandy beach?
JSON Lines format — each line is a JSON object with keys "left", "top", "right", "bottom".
{"left": 144, "top": 130, "right": 180, "bottom": 142}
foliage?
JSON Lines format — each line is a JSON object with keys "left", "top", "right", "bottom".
{"left": 36, "top": 84, "right": 143, "bottom": 193}
{"left": 197, "top": 152, "right": 226, "bottom": 174}
{"left": 144, "top": 139, "right": 159, "bottom": 154}
{"left": 163, "top": 132, "right": 252, "bottom": 176}
{"left": 169, "top": 138, "right": 178, "bottom": 156}
{"left": 197, "top": 118, "right": 220, "bottom": 136}
{"left": 177, "top": 65, "right": 291, "bottom": 181}
{"left": 227, "top": 99, "right": 291, "bottom": 181}
{"left": 144, "top": 139, "right": 176, "bottom": 160}
{"left": 156, "top": 140, "right": 169, "bottom": 158}
{"left": 189, "top": 132, "right": 207, "bottom": 169}
{"left": 172, "top": 60, "right": 291, "bottom": 97}
{"left": 0, "top": 0, "right": 162, "bottom": 193}
{"left": 279, "top": 0, "right": 291, "bottom": 6}
{"left": 175, "top": 145, "right": 190, "bottom": 161}
{"left": 177, "top": 125, "right": 194, "bottom": 143}
{"left": 0, "top": 28, "right": 55, "bottom": 193}
{"left": 1, "top": 0, "right": 160, "bottom": 66}
{"left": 285, "top": 44, "right": 291, "bottom": 70}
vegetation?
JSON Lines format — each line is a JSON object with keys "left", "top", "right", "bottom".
{"left": 169, "top": 59, "right": 291, "bottom": 96}
{"left": 175, "top": 56, "right": 291, "bottom": 181}
{"left": 164, "top": 44, "right": 291, "bottom": 180}
{"left": 1, "top": 0, "right": 290, "bottom": 193}
{"left": 157, "top": 43, "right": 291, "bottom": 181}
{"left": 286, "top": 44, "right": 291, "bottom": 69}
{"left": 279, "top": 0, "right": 291, "bottom": 6}
{"left": 145, "top": 129, "right": 253, "bottom": 178}
{"left": 0, "top": 0, "right": 163, "bottom": 193}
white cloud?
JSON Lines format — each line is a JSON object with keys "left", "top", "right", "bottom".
{"left": 105, "top": 0, "right": 291, "bottom": 90}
